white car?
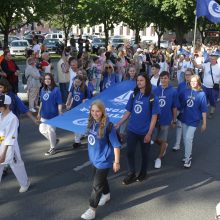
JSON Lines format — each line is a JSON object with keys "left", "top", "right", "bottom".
{"left": 10, "top": 40, "right": 30, "bottom": 56}
{"left": 45, "top": 33, "right": 65, "bottom": 43}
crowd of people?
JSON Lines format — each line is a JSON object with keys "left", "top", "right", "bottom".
{"left": 0, "top": 38, "right": 220, "bottom": 219}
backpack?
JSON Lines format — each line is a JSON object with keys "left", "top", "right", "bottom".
{"left": 106, "top": 122, "right": 122, "bottom": 146}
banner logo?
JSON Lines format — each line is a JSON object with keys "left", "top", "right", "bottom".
{"left": 209, "top": 1, "right": 220, "bottom": 17}
{"left": 111, "top": 91, "right": 133, "bottom": 106}
{"left": 72, "top": 118, "right": 88, "bottom": 126}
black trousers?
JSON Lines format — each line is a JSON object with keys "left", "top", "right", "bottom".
{"left": 89, "top": 166, "right": 110, "bottom": 208}
{"left": 126, "top": 130, "right": 151, "bottom": 175}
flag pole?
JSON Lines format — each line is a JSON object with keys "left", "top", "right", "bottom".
{"left": 193, "top": 16, "right": 198, "bottom": 54}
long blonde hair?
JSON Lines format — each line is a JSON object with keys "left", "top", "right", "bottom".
{"left": 190, "top": 75, "right": 203, "bottom": 91}
{"left": 87, "top": 100, "right": 107, "bottom": 138}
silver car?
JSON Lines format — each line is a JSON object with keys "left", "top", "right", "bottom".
{"left": 10, "top": 40, "right": 30, "bottom": 56}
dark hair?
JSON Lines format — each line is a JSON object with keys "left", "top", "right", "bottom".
{"left": 73, "top": 75, "right": 86, "bottom": 93}
{"left": 158, "top": 54, "right": 165, "bottom": 62}
{"left": 43, "top": 73, "right": 57, "bottom": 91}
{"left": 26, "top": 49, "right": 34, "bottom": 58}
{"left": 93, "top": 56, "right": 99, "bottom": 62}
{"left": 3, "top": 51, "right": 10, "bottom": 57}
{"left": 160, "top": 71, "right": 170, "bottom": 78}
{"left": 68, "top": 57, "right": 77, "bottom": 65}
{"left": 151, "top": 63, "right": 160, "bottom": 69}
{"left": 134, "top": 73, "right": 152, "bottom": 97}
{"left": 0, "top": 78, "right": 12, "bottom": 93}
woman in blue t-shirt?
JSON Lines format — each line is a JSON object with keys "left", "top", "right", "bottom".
{"left": 116, "top": 73, "right": 160, "bottom": 185}
{"left": 178, "top": 75, "right": 207, "bottom": 168}
{"left": 81, "top": 100, "right": 121, "bottom": 220}
{"left": 37, "top": 73, "right": 63, "bottom": 156}
{"left": 66, "top": 75, "right": 90, "bottom": 148}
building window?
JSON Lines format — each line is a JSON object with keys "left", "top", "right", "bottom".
{"left": 87, "top": 27, "right": 90, "bottom": 34}
{"left": 120, "top": 26, "right": 123, "bottom": 35}
{"left": 99, "top": 26, "right": 102, "bottom": 33}
{"left": 127, "top": 27, "right": 130, "bottom": 35}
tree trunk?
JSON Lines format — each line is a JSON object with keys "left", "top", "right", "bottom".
{"left": 175, "top": 26, "right": 185, "bottom": 45}
{"left": 64, "top": 29, "right": 69, "bottom": 47}
{"left": 104, "top": 23, "right": 109, "bottom": 48}
{"left": 157, "top": 33, "right": 163, "bottom": 48}
{"left": 3, "top": 31, "right": 9, "bottom": 48}
{"left": 135, "top": 28, "right": 140, "bottom": 44}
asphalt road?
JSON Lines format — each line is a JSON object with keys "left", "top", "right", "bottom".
{"left": 0, "top": 101, "right": 220, "bottom": 220}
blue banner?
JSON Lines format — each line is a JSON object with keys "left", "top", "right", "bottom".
{"left": 45, "top": 80, "right": 136, "bottom": 134}
{"left": 196, "top": 0, "right": 220, "bottom": 23}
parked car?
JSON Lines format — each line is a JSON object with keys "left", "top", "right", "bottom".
{"left": 91, "top": 37, "right": 106, "bottom": 53}
{"left": 43, "top": 39, "right": 64, "bottom": 54}
{"left": 23, "top": 34, "right": 45, "bottom": 45}
{"left": 110, "top": 37, "right": 125, "bottom": 48}
{"left": 45, "top": 33, "right": 64, "bottom": 43}
{"left": 160, "top": 40, "right": 170, "bottom": 48}
{"left": 9, "top": 40, "right": 30, "bottom": 56}
{"left": 8, "top": 36, "right": 20, "bottom": 44}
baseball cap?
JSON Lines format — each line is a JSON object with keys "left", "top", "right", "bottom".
{"left": 210, "top": 50, "right": 220, "bottom": 57}
{"left": 0, "top": 94, "right": 11, "bottom": 107}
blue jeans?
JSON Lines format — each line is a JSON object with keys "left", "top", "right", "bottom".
{"left": 59, "top": 83, "right": 69, "bottom": 104}
{"left": 126, "top": 130, "right": 151, "bottom": 175}
{"left": 182, "top": 123, "right": 197, "bottom": 159}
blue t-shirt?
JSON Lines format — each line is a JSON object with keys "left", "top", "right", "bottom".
{"left": 102, "top": 72, "right": 119, "bottom": 90}
{"left": 8, "top": 91, "right": 29, "bottom": 117}
{"left": 178, "top": 89, "right": 208, "bottom": 127}
{"left": 70, "top": 86, "right": 88, "bottom": 108}
{"left": 40, "top": 87, "right": 62, "bottom": 119}
{"left": 154, "top": 85, "right": 178, "bottom": 125}
{"left": 177, "top": 81, "right": 190, "bottom": 96}
{"left": 126, "top": 92, "right": 160, "bottom": 135}
{"left": 88, "top": 120, "right": 121, "bottom": 169}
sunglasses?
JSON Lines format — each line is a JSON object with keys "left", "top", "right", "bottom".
{"left": 105, "top": 66, "right": 112, "bottom": 69}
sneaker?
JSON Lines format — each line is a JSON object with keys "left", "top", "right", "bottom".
{"left": 45, "top": 148, "right": 56, "bottom": 156}
{"left": 208, "top": 113, "right": 214, "bottom": 119}
{"left": 172, "top": 145, "right": 180, "bottom": 151}
{"left": 29, "top": 108, "right": 36, "bottom": 113}
{"left": 98, "top": 193, "right": 110, "bottom": 206}
{"left": 162, "top": 143, "right": 168, "bottom": 157}
{"left": 73, "top": 143, "right": 81, "bottom": 149}
{"left": 81, "top": 208, "right": 96, "bottom": 220}
{"left": 122, "top": 173, "right": 136, "bottom": 185}
{"left": 136, "top": 173, "right": 146, "bottom": 182}
{"left": 184, "top": 158, "right": 192, "bottom": 168}
{"left": 56, "top": 139, "right": 60, "bottom": 145}
{"left": 182, "top": 156, "right": 191, "bottom": 163}
{"left": 154, "top": 158, "right": 162, "bottom": 169}
{"left": 19, "top": 179, "right": 30, "bottom": 193}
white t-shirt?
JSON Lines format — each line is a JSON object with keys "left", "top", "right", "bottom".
{"left": 181, "top": 60, "right": 193, "bottom": 72}
{"left": 150, "top": 75, "right": 160, "bottom": 86}
{"left": 159, "top": 61, "right": 168, "bottom": 73}
{"left": 202, "top": 62, "right": 220, "bottom": 88}
{"left": 32, "top": 44, "right": 41, "bottom": 53}
{"left": 69, "top": 68, "right": 77, "bottom": 91}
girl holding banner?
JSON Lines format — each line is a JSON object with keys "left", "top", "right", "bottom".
{"left": 81, "top": 100, "right": 121, "bottom": 220}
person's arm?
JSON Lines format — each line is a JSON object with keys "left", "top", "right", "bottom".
{"left": 201, "top": 112, "right": 206, "bottom": 132}
{"left": 171, "top": 107, "right": 177, "bottom": 128}
{"left": 0, "top": 145, "right": 9, "bottom": 163}
{"left": 26, "top": 111, "right": 38, "bottom": 124}
{"left": 113, "top": 148, "right": 120, "bottom": 173}
{"left": 58, "top": 104, "right": 63, "bottom": 115}
{"left": 66, "top": 92, "right": 73, "bottom": 110}
{"left": 37, "top": 102, "right": 42, "bottom": 121}
{"left": 115, "top": 111, "right": 131, "bottom": 129}
{"left": 144, "top": 114, "right": 158, "bottom": 143}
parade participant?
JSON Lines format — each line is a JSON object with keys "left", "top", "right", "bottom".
{"left": 57, "top": 48, "right": 70, "bottom": 104}
{"left": 37, "top": 74, "right": 62, "bottom": 156}
{"left": 25, "top": 58, "right": 42, "bottom": 113}
{"left": 124, "top": 65, "right": 137, "bottom": 81}
{"left": 115, "top": 74, "right": 160, "bottom": 184}
{"left": 66, "top": 75, "right": 90, "bottom": 148}
{"left": 178, "top": 75, "right": 207, "bottom": 168}
{"left": 101, "top": 63, "right": 119, "bottom": 91}
{"left": 1, "top": 51, "right": 20, "bottom": 94}
{"left": 153, "top": 71, "right": 178, "bottom": 169}
{"left": 68, "top": 58, "right": 78, "bottom": 91}
{"left": 173, "top": 69, "right": 194, "bottom": 151}
{"left": 150, "top": 63, "right": 161, "bottom": 87}
{"left": 81, "top": 100, "right": 121, "bottom": 220}
{"left": 0, "top": 94, "right": 30, "bottom": 193}
{"left": 176, "top": 54, "right": 185, "bottom": 84}
{"left": 158, "top": 54, "right": 169, "bottom": 73}
{"left": 40, "top": 52, "right": 53, "bottom": 75}
{"left": 193, "top": 51, "right": 220, "bottom": 119}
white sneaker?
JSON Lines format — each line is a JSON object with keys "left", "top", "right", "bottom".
{"left": 29, "top": 108, "right": 36, "bottom": 113}
{"left": 172, "top": 145, "right": 180, "bottom": 151}
{"left": 19, "top": 179, "right": 30, "bottom": 193}
{"left": 154, "top": 158, "right": 161, "bottom": 169}
{"left": 184, "top": 158, "right": 192, "bottom": 168}
{"left": 98, "top": 193, "right": 110, "bottom": 206}
{"left": 81, "top": 208, "right": 96, "bottom": 220}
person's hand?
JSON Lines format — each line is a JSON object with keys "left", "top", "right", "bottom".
{"left": 14, "top": 71, "right": 19, "bottom": 76}
{"left": 36, "top": 114, "right": 41, "bottom": 122}
{"left": 201, "top": 123, "right": 206, "bottom": 133}
{"left": 114, "top": 123, "right": 120, "bottom": 130}
{"left": 113, "top": 162, "right": 120, "bottom": 173}
{"left": 171, "top": 121, "right": 177, "bottom": 128}
{"left": 144, "top": 133, "right": 151, "bottom": 143}
{"left": 0, "top": 72, "right": 7, "bottom": 77}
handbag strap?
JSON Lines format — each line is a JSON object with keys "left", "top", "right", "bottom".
{"left": 210, "top": 64, "right": 215, "bottom": 85}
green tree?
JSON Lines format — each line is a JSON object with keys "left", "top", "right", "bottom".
{"left": 122, "top": 0, "right": 150, "bottom": 44}
{"left": 0, "top": 0, "right": 54, "bottom": 47}
{"left": 84, "top": 0, "right": 123, "bottom": 47}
